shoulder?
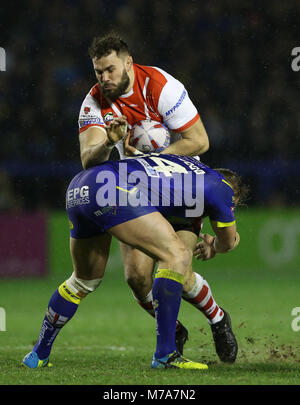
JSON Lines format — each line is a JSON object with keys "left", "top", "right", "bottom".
{"left": 90, "top": 83, "right": 101, "bottom": 99}
{"left": 205, "top": 168, "right": 230, "bottom": 189}
{"left": 205, "top": 170, "right": 235, "bottom": 204}
{"left": 78, "top": 84, "right": 106, "bottom": 129}
{"left": 89, "top": 83, "right": 108, "bottom": 107}
{"left": 134, "top": 64, "right": 182, "bottom": 92}
{"left": 80, "top": 83, "right": 109, "bottom": 113}
{"left": 80, "top": 84, "right": 100, "bottom": 107}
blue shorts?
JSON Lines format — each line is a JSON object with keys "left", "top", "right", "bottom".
{"left": 65, "top": 154, "right": 235, "bottom": 239}
{"left": 66, "top": 164, "right": 158, "bottom": 239}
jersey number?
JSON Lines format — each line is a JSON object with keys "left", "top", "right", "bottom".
{"left": 146, "top": 156, "right": 188, "bottom": 177}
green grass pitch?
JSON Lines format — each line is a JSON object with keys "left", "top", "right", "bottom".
{"left": 1, "top": 265, "right": 300, "bottom": 387}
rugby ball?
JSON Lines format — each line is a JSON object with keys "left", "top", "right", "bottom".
{"left": 129, "top": 120, "right": 170, "bottom": 153}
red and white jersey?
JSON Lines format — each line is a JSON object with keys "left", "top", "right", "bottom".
{"left": 78, "top": 63, "right": 199, "bottom": 159}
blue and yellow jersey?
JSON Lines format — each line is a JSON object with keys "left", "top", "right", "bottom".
{"left": 66, "top": 154, "right": 236, "bottom": 238}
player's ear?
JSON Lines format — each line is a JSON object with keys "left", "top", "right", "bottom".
{"left": 125, "top": 55, "right": 133, "bottom": 71}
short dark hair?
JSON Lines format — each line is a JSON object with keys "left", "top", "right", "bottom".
{"left": 89, "top": 34, "right": 130, "bottom": 59}
{"left": 215, "top": 168, "right": 249, "bottom": 206}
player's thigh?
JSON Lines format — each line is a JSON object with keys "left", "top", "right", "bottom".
{"left": 176, "top": 229, "right": 198, "bottom": 251}
{"left": 120, "top": 242, "right": 156, "bottom": 284}
{"left": 109, "top": 212, "right": 191, "bottom": 271}
{"left": 120, "top": 242, "right": 156, "bottom": 276}
{"left": 70, "top": 233, "right": 112, "bottom": 279}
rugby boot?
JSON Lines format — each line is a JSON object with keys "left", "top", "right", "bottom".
{"left": 151, "top": 350, "right": 208, "bottom": 370}
{"left": 210, "top": 308, "right": 238, "bottom": 363}
{"left": 175, "top": 321, "right": 188, "bottom": 355}
{"left": 22, "top": 351, "right": 52, "bottom": 368}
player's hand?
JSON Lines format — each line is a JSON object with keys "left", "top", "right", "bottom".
{"left": 194, "top": 233, "right": 216, "bottom": 261}
{"left": 105, "top": 115, "right": 128, "bottom": 147}
{"left": 123, "top": 130, "right": 143, "bottom": 156}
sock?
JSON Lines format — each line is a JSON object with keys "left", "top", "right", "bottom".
{"left": 133, "top": 291, "right": 183, "bottom": 332}
{"left": 33, "top": 281, "right": 82, "bottom": 359}
{"left": 183, "top": 273, "right": 224, "bottom": 325}
{"left": 152, "top": 269, "right": 184, "bottom": 359}
{"left": 133, "top": 290, "right": 156, "bottom": 318}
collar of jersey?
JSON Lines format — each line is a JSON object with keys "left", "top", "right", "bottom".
{"left": 119, "top": 88, "right": 134, "bottom": 98}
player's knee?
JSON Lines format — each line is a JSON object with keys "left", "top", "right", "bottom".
{"left": 178, "top": 248, "right": 192, "bottom": 274}
{"left": 182, "top": 247, "right": 193, "bottom": 268}
{"left": 66, "top": 272, "right": 102, "bottom": 298}
{"left": 166, "top": 246, "right": 192, "bottom": 275}
{"left": 183, "top": 270, "right": 202, "bottom": 294}
{"left": 125, "top": 270, "right": 149, "bottom": 291}
{"left": 124, "top": 258, "right": 152, "bottom": 289}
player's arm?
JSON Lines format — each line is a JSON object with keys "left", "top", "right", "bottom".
{"left": 159, "top": 78, "right": 209, "bottom": 157}
{"left": 194, "top": 221, "right": 240, "bottom": 261}
{"left": 123, "top": 116, "right": 209, "bottom": 157}
{"left": 80, "top": 116, "right": 127, "bottom": 169}
{"left": 162, "top": 117, "right": 209, "bottom": 157}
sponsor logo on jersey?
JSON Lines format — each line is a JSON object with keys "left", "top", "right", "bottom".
{"left": 93, "top": 206, "right": 115, "bottom": 216}
{"left": 165, "top": 89, "right": 187, "bottom": 116}
{"left": 104, "top": 112, "right": 115, "bottom": 123}
{"left": 78, "top": 117, "right": 104, "bottom": 128}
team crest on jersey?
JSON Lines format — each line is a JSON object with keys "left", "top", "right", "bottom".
{"left": 103, "top": 112, "right": 115, "bottom": 123}
{"left": 84, "top": 106, "right": 90, "bottom": 114}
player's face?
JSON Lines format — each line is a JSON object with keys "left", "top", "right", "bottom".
{"left": 93, "top": 51, "right": 131, "bottom": 101}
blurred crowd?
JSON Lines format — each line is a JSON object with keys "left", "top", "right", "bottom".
{"left": 1, "top": 0, "right": 300, "bottom": 210}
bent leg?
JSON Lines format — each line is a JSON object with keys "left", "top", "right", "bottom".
{"left": 68, "top": 233, "right": 112, "bottom": 297}
{"left": 24, "top": 233, "right": 111, "bottom": 366}
{"left": 120, "top": 243, "right": 156, "bottom": 317}
{"left": 176, "top": 229, "right": 198, "bottom": 293}
{"left": 109, "top": 212, "right": 191, "bottom": 274}
{"left": 121, "top": 242, "right": 189, "bottom": 354}
{"left": 70, "top": 233, "right": 111, "bottom": 280}
{"left": 120, "top": 242, "right": 155, "bottom": 301}
{"left": 177, "top": 229, "right": 224, "bottom": 325}
{"left": 109, "top": 212, "right": 191, "bottom": 359}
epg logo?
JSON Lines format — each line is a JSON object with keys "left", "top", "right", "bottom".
{"left": 0, "top": 47, "right": 6, "bottom": 71}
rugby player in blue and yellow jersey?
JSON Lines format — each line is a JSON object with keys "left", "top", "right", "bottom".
{"left": 23, "top": 154, "right": 244, "bottom": 370}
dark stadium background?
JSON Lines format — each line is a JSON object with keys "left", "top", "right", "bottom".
{"left": 1, "top": 0, "right": 300, "bottom": 212}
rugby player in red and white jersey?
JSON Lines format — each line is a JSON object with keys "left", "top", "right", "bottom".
{"left": 77, "top": 35, "right": 237, "bottom": 363}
